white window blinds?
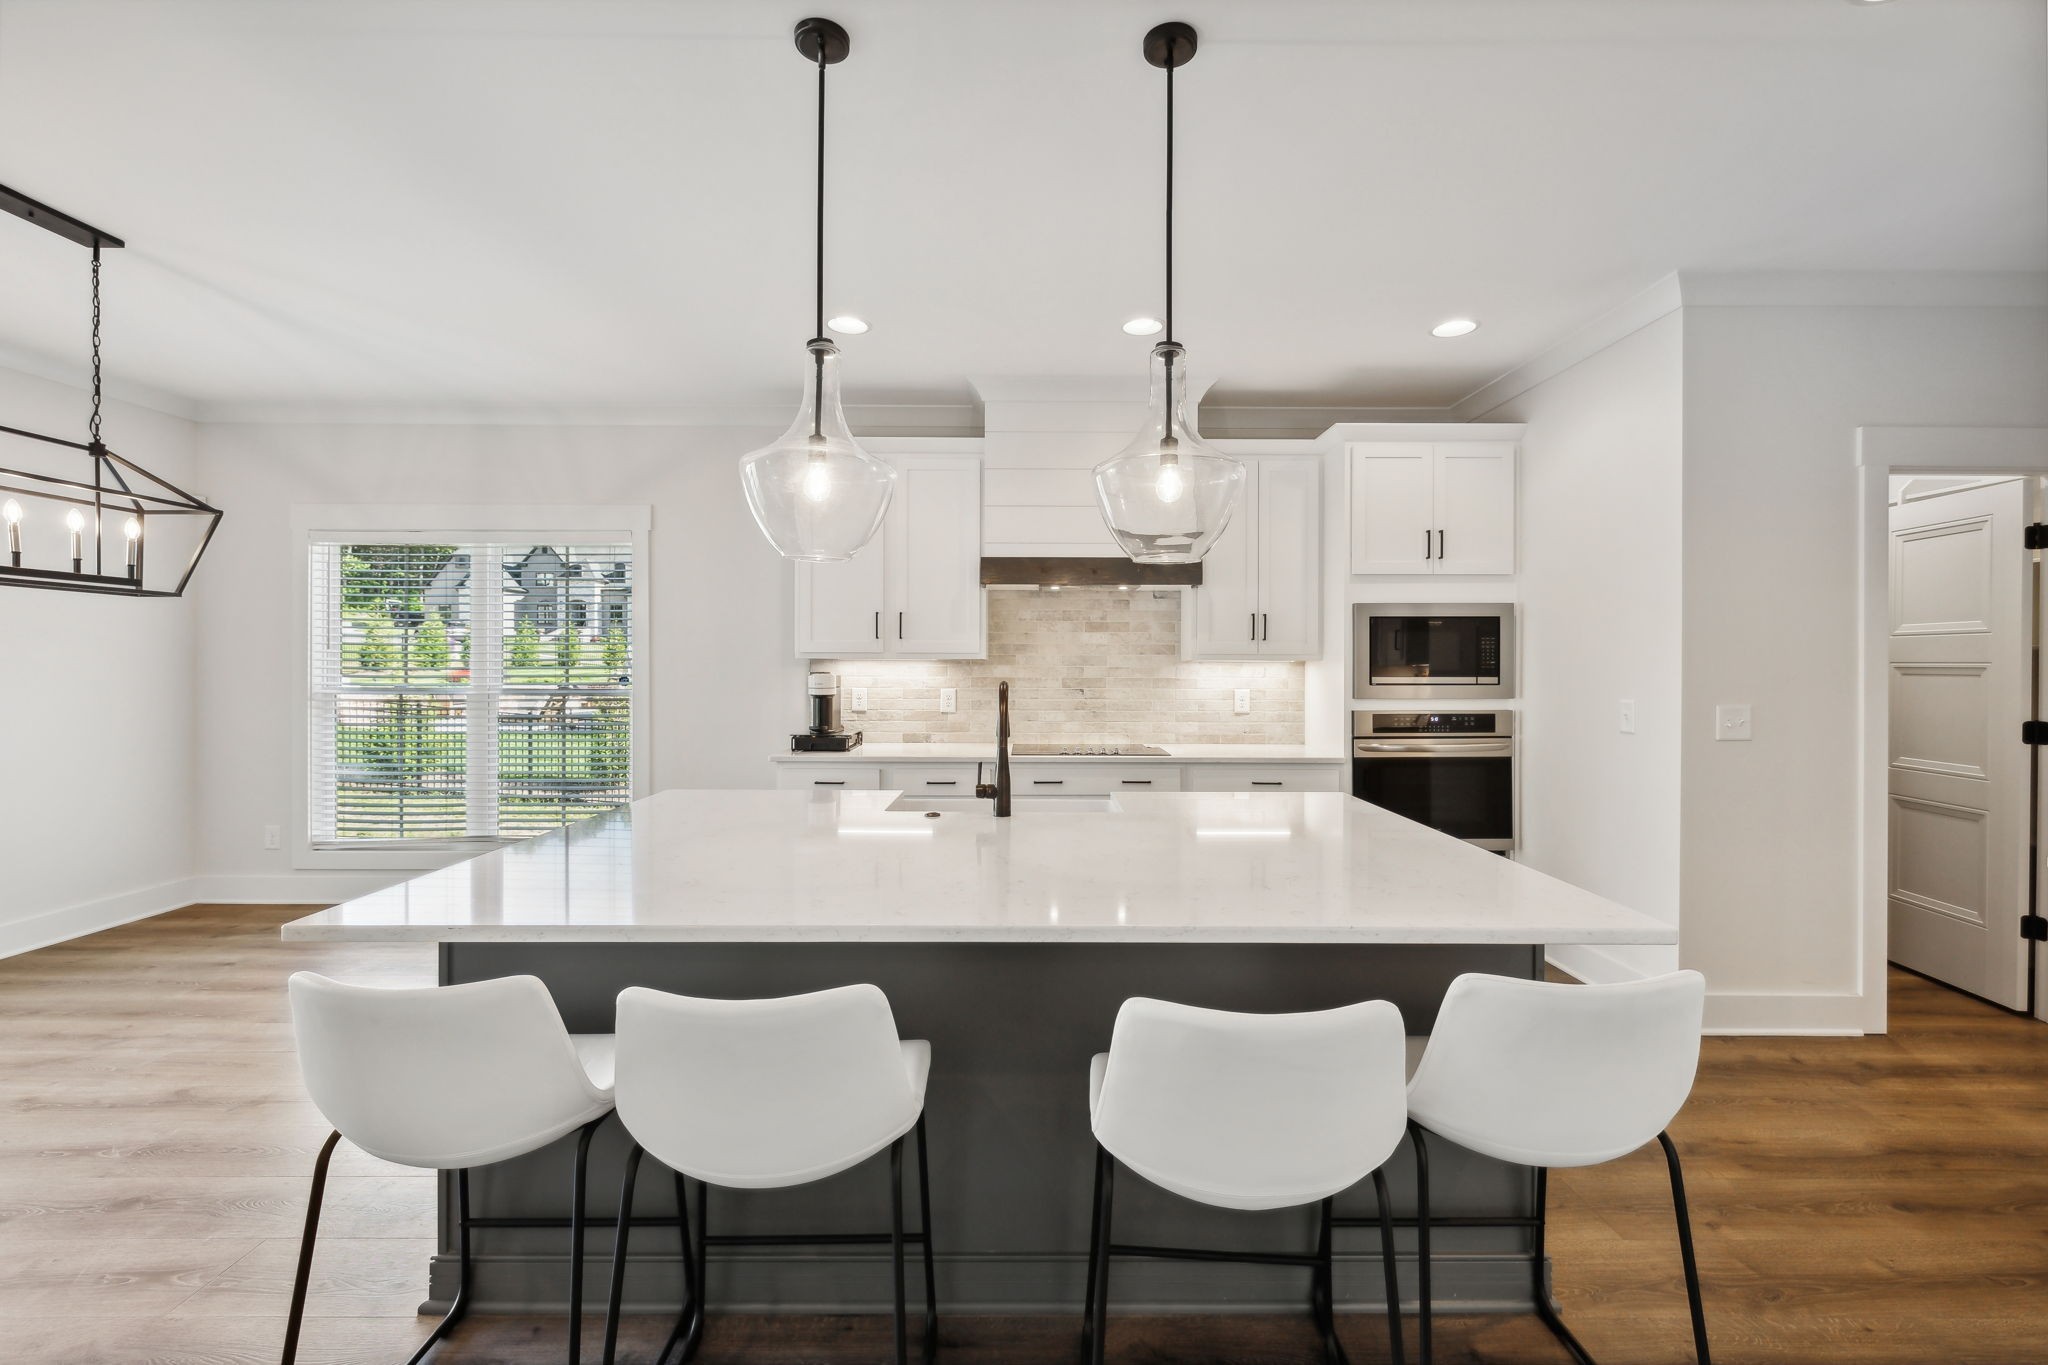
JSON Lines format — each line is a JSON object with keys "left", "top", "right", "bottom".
{"left": 307, "top": 538, "right": 634, "bottom": 846}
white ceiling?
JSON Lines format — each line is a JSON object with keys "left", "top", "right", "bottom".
{"left": 0, "top": 0, "right": 2041, "bottom": 419}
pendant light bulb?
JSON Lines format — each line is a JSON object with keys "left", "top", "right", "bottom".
{"left": 738, "top": 17, "right": 894, "bottom": 563}
{"left": 1094, "top": 22, "right": 1243, "bottom": 565}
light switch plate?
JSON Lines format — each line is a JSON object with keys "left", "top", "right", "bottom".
{"left": 263, "top": 824, "right": 282, "bottom": 851}
{"left": 1715, "top": 703, "right": 1751, "bottom": 741}
{"left": 939, "top": 688, "right": 956, "bottom": 714}
{"left": 1234, "top": 688, "right": 1252, "bottom": 715}
{"left": 849, "top": 687, "right": 868, "bottom": 713}
{"left": 1619, "top": 699, "right": 1636, "bottom": 734}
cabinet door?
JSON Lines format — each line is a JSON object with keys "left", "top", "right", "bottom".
{"left": 1256, "top": 458, "right": 1321, "bottom": 658}
{"left": 1186, "top": 469, "right": 1260, "bottom": 657}
{"left": 889, "top": 455, "right": 985, "bottom": 656}
{"left": 1433, "top": 443, "right": 1516, "bottom": 575}
{"left": 1349, "top": 443, "right": 1437, "bottom": 575}
{"left": 794, "top": 547, "right": 886, "bottom": 657}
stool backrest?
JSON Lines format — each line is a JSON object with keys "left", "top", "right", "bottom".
{"left": 288, "top": 972, "right": 609, "bottom": 1169}
{"left": 614, "top": 983, "right": 919, "bottom": 1188}
{"left": 1093, "top": 996, "right": 1408, "bottom": 1211}
{"left": 1407, "top": 970, "right": 1705, "bottom": 1167}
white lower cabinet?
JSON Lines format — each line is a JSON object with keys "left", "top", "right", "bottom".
{"left": 776, "top": 766, "right": 883, "bottom": 791}
{"left": 1015, "top": 765, "right": 1185, "bottom": 796}
{"left": 1183, "top": 765, "right": 1344, "bottom": 793}
{"left": 881, "top": 765, "right": 982, "bottom": 793}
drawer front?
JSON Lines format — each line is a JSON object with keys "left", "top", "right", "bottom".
{"left": 1016, "top": 764, "right": 1184, "bottom": 795}
{"left": 776, "top": 765, "right": 883, "bottom": 791}
{"left": 882, "top": 764, "right": 983, "bottom": 793}
{"left": 1184, "top": 765, "right": 1343, "bottom": 793}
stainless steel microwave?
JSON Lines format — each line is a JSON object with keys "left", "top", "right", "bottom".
{"left": 1352, "top": 602, "right": 1517, "bottom": 701}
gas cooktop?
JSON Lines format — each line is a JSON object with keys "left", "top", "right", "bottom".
{"left": 1012, "top": 743, "right": 1170, "bottom": 757}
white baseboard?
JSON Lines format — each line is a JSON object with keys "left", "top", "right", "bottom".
{"left": 1701, "top": 991, "right": 1866, "bottom": 1036}
{"left": 0, "top": 877, "right": 202, "bottom": 960}
{"left": 1545, "top": 943, "right": 1654, "bottom": 985}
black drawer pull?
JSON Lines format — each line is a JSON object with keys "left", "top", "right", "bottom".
{"left": 814, "top": 780, "right": 846, "bottom": 786}
{"left": 1121, "top": 779, "right": 1153, "bottom": 786}
{"left": 1033, "top": 779, "right": 1064, "bottom": 786}
{"left": 925, "top": 780, "right": 958, "bottom": 787}
{"left": 1251, "top": 780, "right": 1284, "bottom": 787}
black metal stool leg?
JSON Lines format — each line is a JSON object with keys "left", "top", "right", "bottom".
{"left": 1531, "top": 1167, "right": 1597, "bottom": 1365}
{"left": 1657, "top": 1132, "right": 1713, "bottom": 1365}
{"left": 399, "top": 1170, "right": 472, "bottom": 1365}
{"left": 600, "top": 1145, "right": 644, "bottom": 1365}
{"left": 1081, "top": 1137, "right": 1106, "bottom": 1356}
{"left": 1313, "top": 1196, "right": 1352, "bottom": 1365}
{"left": 279, "top": 1129, "right": 341, "bottom": 1365}
{"left": 890, "top": 1137, "right": 909, "bottom": 1365}
{"left": 1369, "top": 1169, "right": 1403, "bottom": 1365}
{"left": 1408, "top": 1123, "right": 1432, "bottom": 1365}
{"left": 1088, "top": 1147, "right": 1114, "bottom": 1365}
{"left": 653, "top": 1171, "right": 701, "bottom": 1365}
{"left": 915, "top": 1114, "right": 939, "bottom": 1363}
{"left": 678, "top": 1180, "right": 707, "bottom": 1363}
{"left": 568, "top": 1118, "right": 602, "bottom": 1365}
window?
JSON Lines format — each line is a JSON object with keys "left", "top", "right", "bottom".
{"left": 306, "top": 536, "right": 636, "bottom": 848}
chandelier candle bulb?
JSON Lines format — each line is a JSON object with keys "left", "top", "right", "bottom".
{"left": 65, "top": 507, "right": 84, "bottom": 571}
{"left": 3, "top": 499, "right": 19, "bottom": 566}
{"left": 124, "top": 515, "right": 142, "bottom": 577}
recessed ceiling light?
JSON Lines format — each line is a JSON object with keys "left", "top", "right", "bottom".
{"left": 826, "top": 315, "right": 869, "bottom": 335}
{"left": 1431, "top": 318, "right": 1480, "bottom": 338}
{"left": 1122, "top": 316, "right": 1164, "bottom": 336}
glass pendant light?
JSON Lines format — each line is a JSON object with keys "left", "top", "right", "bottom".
{"left": 1094, "top": 22, "right": 1244, "bottom": 564}
{"left": 740, "top": 17, "right": 895, "bottom": 562}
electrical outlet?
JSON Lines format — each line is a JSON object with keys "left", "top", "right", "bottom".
{"left": 1234, "top": 688, "right": 1252, "bottom": 715}
{"left": 263, "top": 824, "right": 282, "bottom": 851}
{"left": 849, "top": 687, "right": 868, "bottom": 713}
{"left": 939, "top": 688, "right": 956, "bottom": 714}
{"left": 1619, "top": 699, "right": 1636, "bottom": 734}
{"left": 1715, "top": 703, "right": 1752, "bottom": 741}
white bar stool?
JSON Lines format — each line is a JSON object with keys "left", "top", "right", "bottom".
{"left": 600, "top": 983, "right": 937, "bottom": 1365}
{"left": 1083, "top": 997, "right": 1411, "bottom": 1365}
{"left": 1391, "top": 970, "right": 1711, "bottom": 1365}
{"left": 284, "top": 972, "right": 620, "bottom": 1365}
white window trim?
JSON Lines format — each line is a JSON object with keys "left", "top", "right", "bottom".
{"left": 290, "top": 504, "right": 653, "bottom": 871}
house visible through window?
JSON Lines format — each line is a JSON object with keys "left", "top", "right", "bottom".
{"left": 307, "top": 538, "right": 635, "bottom": 845}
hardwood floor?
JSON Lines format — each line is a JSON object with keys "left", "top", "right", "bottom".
{"left": 1, "top": 905, "right": 2043, "bottom": 1363}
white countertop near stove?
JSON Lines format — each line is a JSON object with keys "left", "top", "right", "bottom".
{"left": 282, "top": 788, "right": 1672, "bottom": 948}
{"left": 772, "top": 743, "right": 1344, "bottom": 763}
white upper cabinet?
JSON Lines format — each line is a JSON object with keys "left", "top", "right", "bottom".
{"left": 1349, "top": 440, "right": 1516, "bottom": 576}
{"left": 1187, "top": 456, "right": 1322, "bottom": 660}
{"left": 795, "top": 452, "right": 984, "bottom": 659}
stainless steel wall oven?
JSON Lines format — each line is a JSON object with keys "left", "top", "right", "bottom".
{"left": 1351, "top": 710, "right": 1516, "bottom": 851}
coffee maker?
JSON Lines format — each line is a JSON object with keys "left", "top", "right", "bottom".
{"left": 791, "top": 671, "right": 862, "bottom": 752}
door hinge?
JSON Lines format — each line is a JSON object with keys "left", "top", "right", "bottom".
{"left": 2024, "top": 720, "right": 2048, "bottom": 746}
{"left": 2026, "top": 524, "right": 2048, "bottom": 550}
{"left": 2023, "top": 916, "right": 2048, "bottom": 943}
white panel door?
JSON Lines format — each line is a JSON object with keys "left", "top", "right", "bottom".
{"left": 1887, "top": 478, "right": 2030, "bottom": 1010}
{"left": 1432, "top": 443, "right": 1517, "bottom": 575}
{"left": 1187, "top": 468, "right": 1260, "bottom": 657}
{"left": 794, "top": 547, "right": 885, "bottom": 657}
{"left": 1256, "top": 457, "right": 1321, "bottom": 657}
{"left": 1349, "top": 443, "right": 1436, "bottom": 575}
{"left": 889, "top": 455, "right": 985, "bottom": 656}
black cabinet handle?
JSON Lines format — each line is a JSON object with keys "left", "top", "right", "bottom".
{"left": 1121, "top": 779, "right": 1153, "bottom": 786}
{"left": 1261, "top": 613, "right": 1269, "bottom": 641}
{"left": 1033, "top": 779, "right": 1064, "bottom": 786}
{"left": 925, "top": 780, "right": 957, "bottom": 787}
{"left": 815, "top": 780, "right": 845, "bottom": 786}
{"left": 1437, "top": 529, "right": 1445, "bottom": 560}
{"left": 1250, "top": 612, "right": 1257, "bottom": 641}
{"left": 1424, "top": 528, "right": 1432, "bottom": 560}
{"left": 873, "top": 611, "right": 880, "bottom": 639}
{"left": 1252, "top": 780, "right": 1284, "bottom": 787}
{"left": 898, "top": 611, "right": 904, "bottom": 639}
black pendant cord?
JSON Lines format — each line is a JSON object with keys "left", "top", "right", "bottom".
{"left": 811, "top": 45, "right": 827, "bottom": 441}
{"left": 1163, "top": 54, "right": 1175, "bottom": 350}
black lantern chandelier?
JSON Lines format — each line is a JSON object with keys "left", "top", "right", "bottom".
{"left": 0, "top": 185, "right": 220, "bottom": 597}
{"left": 1093, "top": 21, "right": 1245, "bottom": 564}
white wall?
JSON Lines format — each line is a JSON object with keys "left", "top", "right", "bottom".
{"left": 1680, "top": 303, "right": 2048, "bottom": 1032}
{"left": 0, "top": 366, "right": 199, "bottom": 949}
{"left": 1474, "top": 311, "right": 1685, "bottom": 984}
{"left": 193, "top": 422, "right": 806, "bottom": 895}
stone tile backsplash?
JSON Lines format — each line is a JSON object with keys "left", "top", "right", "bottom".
{"left": 814, "top": 588, "right": 1304, "bottom": 745}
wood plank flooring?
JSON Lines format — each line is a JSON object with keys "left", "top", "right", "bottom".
{"left": 1, "top": 904, "right": 2043, "bottom": 1362}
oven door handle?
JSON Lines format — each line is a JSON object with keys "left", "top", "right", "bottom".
{"left": 1354, "top": 741, "right": 1514, "bottom": 756}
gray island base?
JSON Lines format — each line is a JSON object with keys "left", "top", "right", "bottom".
{"left": 282, "top": 789, "right": 1675, "bottom": 1317}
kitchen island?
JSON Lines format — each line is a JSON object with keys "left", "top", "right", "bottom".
{"left": 284, "top": 789, "right": 1673, "bottom": 1316}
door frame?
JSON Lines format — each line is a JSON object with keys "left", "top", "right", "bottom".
{"left": 1857, "top": 427, "right": 2048, "bottom": 1033}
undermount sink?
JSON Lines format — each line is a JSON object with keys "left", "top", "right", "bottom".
{"left": 885, "top": 794, "right": 1121, "bottom": 815}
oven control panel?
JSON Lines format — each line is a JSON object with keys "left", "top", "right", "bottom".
{"left": 1355, "top": 710, "right": 1515, "bottom": 736}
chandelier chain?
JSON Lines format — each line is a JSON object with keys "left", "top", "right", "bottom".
{"left": 89, "top": 241, "right": 103, "bottom": 445}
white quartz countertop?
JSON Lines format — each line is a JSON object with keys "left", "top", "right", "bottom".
{"left": 771, "top": 743, "right": 1344, "bottom": 764}
{"left": 282, "top": 789, "right": 1673, "bottom": 948}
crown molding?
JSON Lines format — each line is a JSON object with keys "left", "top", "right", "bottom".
{"left": 1679, "top": 270, "right": 2048, "bottom": 308}
{"left": 190, "top": 401, "right": 983, "bottom": 435}
{"left": 1452, "top": 273, "right": 1683, "bottom": 422}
